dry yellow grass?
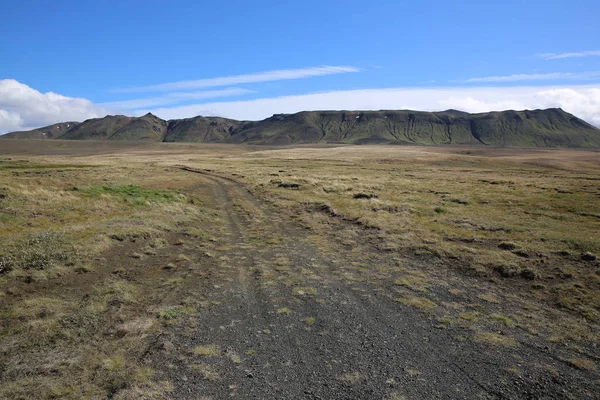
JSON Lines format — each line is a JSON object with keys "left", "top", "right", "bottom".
{"left": 1, "top": 141, "right": 599, "bottom": 398}
{"left": 0, "top": 153, "right": 223, "bottom": 399}
{"left": 569, "top": 359, "right": 597, "bottom": 372}
{"left": 474, "top": 332, "right": 519, "bottom": 347}
{"left": 192, "top": 345, "right": 220, "bottom": 357}
{"left": 396, "top": 295, "right": 437, "bottom": 311}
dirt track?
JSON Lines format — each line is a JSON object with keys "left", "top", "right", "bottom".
{"left": 143, "top": 170, "right": 598, "bottom": 399}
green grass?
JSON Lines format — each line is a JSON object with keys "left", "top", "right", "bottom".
{"left": 490, "top": 313, "right": 516, "bottom": 327}
{"left": 0, "top": 212, "right": 14, "bottom": 223}
{"left": 563, "top": 238, "right": 600, "bottom": 253}
{"left": 459, "top": 312, "right": 479, "bottom": 322}
{"left": 157, "top": 306, "right": 197, "bottom": 322}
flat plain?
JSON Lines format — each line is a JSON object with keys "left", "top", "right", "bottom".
{"left": 1, "top": 140, "right": 599, "bottom": 399}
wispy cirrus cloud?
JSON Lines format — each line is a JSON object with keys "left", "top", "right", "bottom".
{"left": 463, "top": 71, "right": 600, "bottom": 83}
{"left": 99, "top": 87, "right": 254, "bottom": 110}
{"left": 536, "top": 50, "right": 600, "bottom": 60}
{"left": 114, "top": 66, "right": 360, "bottom": 93}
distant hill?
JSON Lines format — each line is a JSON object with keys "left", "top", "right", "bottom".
{"left": 59, "top": 113, "right": 167, "bottom": 141}
{"left": 4, "top": 122, "right": 79, "bottom": 140}
{"left": 164, "top": 116, "right": 240, "bottom": 142}
{"left": 3, "top": 108, "right": 600, "bottom": 148}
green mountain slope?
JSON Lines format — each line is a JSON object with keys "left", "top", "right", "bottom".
{"left": 468, "top": 109, "right": 600, "bottom": 147}
{"left": 227, "top": 109, "right": 600, "bottom": 147}
{"left": 2, "top": 122, "right": 79, "bottom": 139}
{"left": 2, "top": 108, "right": 599, "bottom": 148}
{"left": 226, "top": 111, "right": 478, "bottom": 145}
{"left": 59, "top": 113, "right": 167, "bottom": 141}
{"left": 59, "top": 115, "right": 134, "bottom": 140}
{"left": 164, "top": 116, "right": 240, "bottom": 142}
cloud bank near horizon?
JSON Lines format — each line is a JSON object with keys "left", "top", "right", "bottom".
{"left": 0, "top": 79, "right": 108, "bottom": 132}
{"left": 1, "top": 79, "right": 600, "bottom": 133}
{"left": 142, "top": 85, "right": 600, "bottom": 127}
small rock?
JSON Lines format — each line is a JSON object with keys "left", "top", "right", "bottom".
{"left": 278, "top": 182, "right": 300, "bottom": 189}
{"left": 498, "top": 242, "right": 517, "bottom": 251}
{"left": 353, "top": 193, "right": 378, "bottom": 200}
{"left": 582, "top": 252, "right": 597, "bottom": 262}
{"left": 531, "top": 283, "right": 545, "bottom": 290}
{"left": 495, "top": 264, "right": 519, "bottom": 278}
{"left": 160, "top": 340, "right": 175, "bottom": 352}
{"left": 513, "top": 250, "right": 530, "bottom": 258}
{"left": 520, "top": 269, "right": 537, "bottom": 280}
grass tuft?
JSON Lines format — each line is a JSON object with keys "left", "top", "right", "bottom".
{"left": 569, "top": 359, "right": 596, "bottom": 372}
{"left": 2, "top": 231, "right": 74, "bottom": 273}
{"left": 191, "top": 363, "right": 219, "bottom": 381}
{"left": 192, "top": 344, "right": 219, "bottom": 357}
{"left": 490, "top": 313, "right": 515, "bottom": 327}
{"left": 474, "top": 332, "right": 518, "bottom": 347}
{"left": 292, "top": 287, "right": 317, "bottom": 296}
{"left": 396, "top": 296, "right": 437, "bottom": 311}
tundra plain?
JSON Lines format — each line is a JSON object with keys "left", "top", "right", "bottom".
{"left": 0, "top": 140, "right": 599, "bottom": 399}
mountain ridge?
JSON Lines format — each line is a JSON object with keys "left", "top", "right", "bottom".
{"left": 3, "top": 108, "right": 600, "bottom": 148}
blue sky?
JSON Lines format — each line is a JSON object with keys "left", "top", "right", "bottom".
{"left": 1, "top": 0, "right": 599, "bottom": 132}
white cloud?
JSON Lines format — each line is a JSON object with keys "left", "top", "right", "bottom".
{"left": 142, "top": 85, "right": 600, "bottom": 127}
{"left": 534, "top": 88, "right": 600, "bottom": 126}
{"left": 537, "top": 51, "right": 600, "bottom": 60}
{"left": 99, "top": 88, "right": 254, "bottom": 110}
{"left": 114, "top": 66, "right": 360, "bottom": 93}
{"left": 0, "top": 79, "right": 108, "bottom": 133}
{"left": 0, "top": 109, "right": 23, "bottom": 132}
{"left": 464, "top": 71, "right": 600, "bottom": 83}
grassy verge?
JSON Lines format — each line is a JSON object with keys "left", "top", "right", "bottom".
{"left": 0, "top": 158, "right": 219, "bottom": 399}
